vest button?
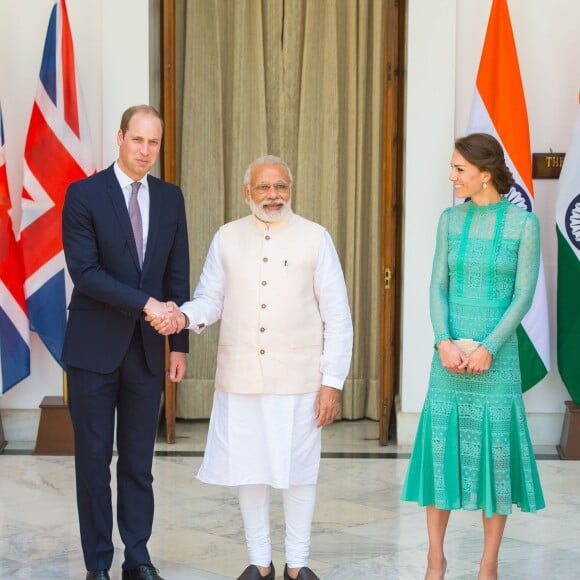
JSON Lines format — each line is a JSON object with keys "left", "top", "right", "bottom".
{"left": 265, "top": 235, "right": 271, "bottom": 240}
{"left": 262, "top": 257, "right": 268, "bottom": 262}
{"left": 260, "top": 349, "right": 265, "bottom": 355}
{"left": 260, "top": 327, "right": 266, "bottom": 332}
{"left": 261, "top": 280, "right": 267, "bottom": 286}
{"left": 261, "top": 304, "right": 267, "bottom": 309}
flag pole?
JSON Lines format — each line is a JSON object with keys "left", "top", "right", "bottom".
{"left": 0, "top": 412, "right": 6, "bottom": 451}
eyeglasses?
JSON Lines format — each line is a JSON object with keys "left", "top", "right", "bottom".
{"left": 252, "top": 182, "right": 290, "bottom": 193}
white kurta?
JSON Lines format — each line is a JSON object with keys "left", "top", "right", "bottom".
{"left": 197, "top": 390, "right": 321, "bottom": 488}
{"left": 182, "top": 216, "right": 352, "bottom": 488}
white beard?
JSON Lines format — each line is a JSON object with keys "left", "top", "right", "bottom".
{"left": 249, "top": 197, "right": 291, "bottom": 223}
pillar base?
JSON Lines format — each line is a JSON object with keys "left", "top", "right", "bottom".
{"left": 33, "top": 396, "right": 75, "bottom": 455}
{"left": 557, "top": 400, "right": 580, "bottom": 460}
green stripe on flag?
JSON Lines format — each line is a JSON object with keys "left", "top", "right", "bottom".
{"left": 516, "top": 325, "right": 548, "bottom": 393}
{"left": 557, "top": 228, "right": 580, "bottom": 404}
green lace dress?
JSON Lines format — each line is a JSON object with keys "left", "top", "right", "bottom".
{"left": 401, "top": 198, "right": 545, "bottom": 516}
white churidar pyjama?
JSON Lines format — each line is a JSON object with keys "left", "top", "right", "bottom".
{"left": 239, "top": 483, "right": 317, "bottom": 568}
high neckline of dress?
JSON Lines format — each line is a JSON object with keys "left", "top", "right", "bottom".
{"left": 469, "top": 197, "right": 507, "bottom": 213}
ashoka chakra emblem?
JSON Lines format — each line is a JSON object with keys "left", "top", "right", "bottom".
{"left": 505, "top": 183, "right": 532, "bottom": 212}
{"left": 565, "top": 193, "right": 580, "bottom": 251}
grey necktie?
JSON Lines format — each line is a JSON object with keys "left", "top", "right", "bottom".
{"left": 129, "top": 181, "right": 143, "bottom": 266}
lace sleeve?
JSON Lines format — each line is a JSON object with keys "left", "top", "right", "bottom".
{"left": 430, "top": 209, "right": 452, "bottom": 345}
{"left": 480, "top": 212, "right": 541, "bottom": 355}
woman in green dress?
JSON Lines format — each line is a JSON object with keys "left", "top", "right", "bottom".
{"left": 401, "top": 133, "right": 545, "bottom": 580}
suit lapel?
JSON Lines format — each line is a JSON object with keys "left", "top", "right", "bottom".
{"left": 143, "top": 175, "right": 161, "bottom": 273}
{"left": 104, "top": 165, "right": 142, "bottom": 271}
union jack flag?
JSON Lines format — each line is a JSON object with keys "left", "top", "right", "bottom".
{"left": 20, "top": 0, "right": 95, "bottom": 366}
{"left": 0, "top": 105, "right": 30, "bottom": 393}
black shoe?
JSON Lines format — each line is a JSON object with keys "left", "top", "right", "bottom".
{"left": 122, "top": 564, "right": 164, "bottom": 580}
{"left": 237, "top": 562, "right": 275, "bottom": 580}
{"left": 284, "top": 564, "right": 320, "bottom": 580}
{"left": 86, "top": 572, "right": 110, "bottom": 580}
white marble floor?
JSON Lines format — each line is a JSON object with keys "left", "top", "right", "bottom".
{"left": 1, "top": 420, "right": 580, "bottom": 579}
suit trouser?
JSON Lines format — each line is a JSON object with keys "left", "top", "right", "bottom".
{"left": 67, "top": 325, "right": 163, "bottom": 572}
{"left": 239, "top": 483, "right": 317, "bottom": 568}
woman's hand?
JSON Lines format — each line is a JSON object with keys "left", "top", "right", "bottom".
{"left": 437, "top": 339, "right": 467, "bottom": 373}
{"left": 458, "top": 345, "right": 492, "bottom": 374}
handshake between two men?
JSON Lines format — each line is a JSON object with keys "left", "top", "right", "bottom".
{"left": 143, "top": 297, "right": 189, "bottom": 335}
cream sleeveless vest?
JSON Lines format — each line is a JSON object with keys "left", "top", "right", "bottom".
{"left": 215, "top": 211, "right": 325, "bottom": 395}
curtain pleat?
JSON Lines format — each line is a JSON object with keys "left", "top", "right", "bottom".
{"left": 176, "top": 0, "right": 384, "bottom": 420}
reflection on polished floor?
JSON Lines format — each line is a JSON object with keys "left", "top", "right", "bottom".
{"left": 1, "top": 420, "right": 580, "bottom": 579}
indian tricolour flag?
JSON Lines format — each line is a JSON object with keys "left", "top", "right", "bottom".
{"left": 556, "top": 100, "right": 580, "bottom": 404}
{"left": 465, "top": 0, "right": 550, "bottom": 391}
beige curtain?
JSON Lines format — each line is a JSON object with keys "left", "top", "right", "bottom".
{"left": 175, "top": 0, "right": 384, "bottom": 420}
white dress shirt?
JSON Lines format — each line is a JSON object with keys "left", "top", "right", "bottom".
{"left": 114, "top": 161, "right": 150, "bottom": 260}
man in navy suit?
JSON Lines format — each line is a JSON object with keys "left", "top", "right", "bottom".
{"left": 62, "top": 105, "right": 190, "bottom": 580}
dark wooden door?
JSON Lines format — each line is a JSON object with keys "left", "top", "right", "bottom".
{"left": 379, "top": 0, "right": 406, "bottom": 445}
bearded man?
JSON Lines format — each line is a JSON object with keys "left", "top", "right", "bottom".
{"left": 151, "top": 155, "right": 352, "bottom": 580}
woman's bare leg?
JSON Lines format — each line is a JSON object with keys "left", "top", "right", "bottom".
{"left": 425, "top": 505, "right": 450, "bottom": 579}
{"left": 478, "top": 513, "right": 507, "bottom": 580}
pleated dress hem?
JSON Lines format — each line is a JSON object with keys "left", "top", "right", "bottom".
{"left": 400, "top": 397, "right": 545, "bottom": 518}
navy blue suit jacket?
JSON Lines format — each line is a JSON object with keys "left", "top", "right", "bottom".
{"left": 61, "top": 164, "right": 190, "bottom": 375}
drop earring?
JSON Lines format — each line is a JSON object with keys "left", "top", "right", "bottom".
{"left": 482, "top": 181, "right": 487, "bottom": 189}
